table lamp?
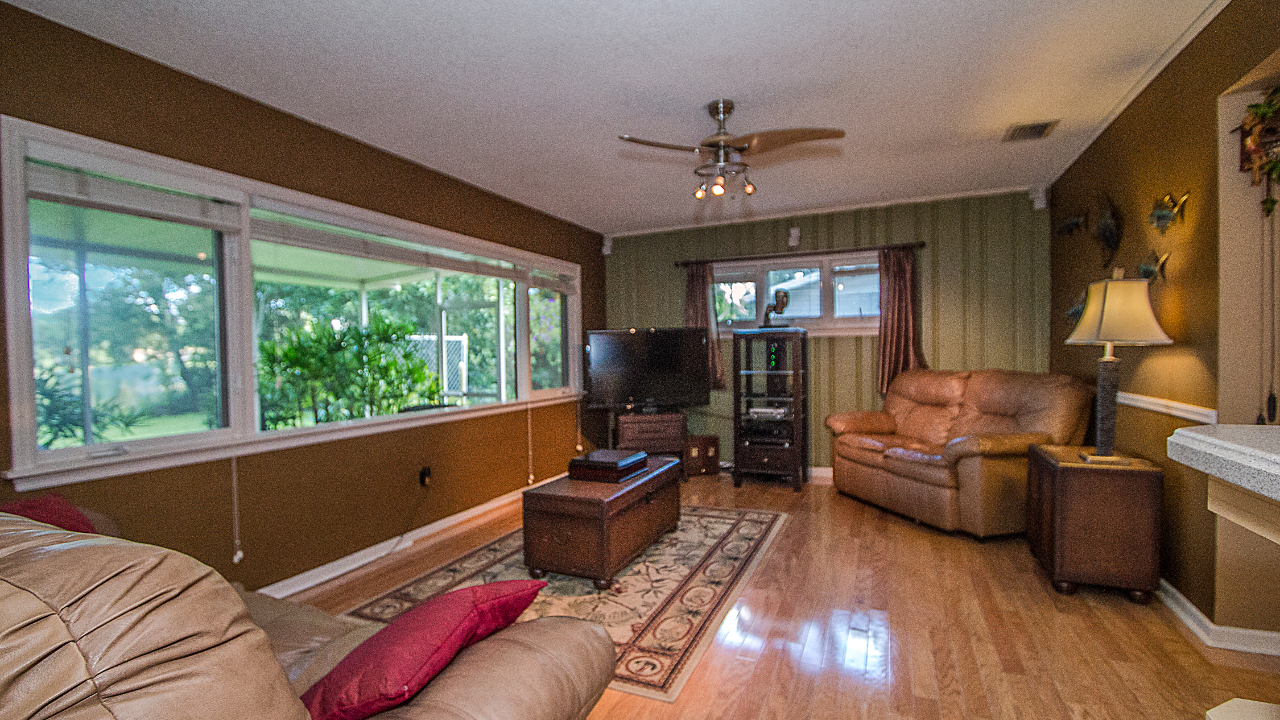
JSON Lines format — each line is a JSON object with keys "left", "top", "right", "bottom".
{"left": 1066, "top": 272, "right": 1171, "bottom": 462}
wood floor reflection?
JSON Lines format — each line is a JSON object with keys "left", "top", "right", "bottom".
{"left": 291, "top": 473, "right": 1280, "bottom": 719}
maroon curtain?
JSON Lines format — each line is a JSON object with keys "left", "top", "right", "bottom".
{"left": 877, "top": 246, "right": 928, "bottom": 394}
{"left": 684, "top": 262, "right": 726, "bottom": 390}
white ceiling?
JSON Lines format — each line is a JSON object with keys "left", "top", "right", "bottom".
{"left": 11, "top": 0, "right": 1229, "bottom": 237}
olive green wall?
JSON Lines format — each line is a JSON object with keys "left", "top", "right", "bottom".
{"left": 1048, "top": 0, "right": 1280, "bottom": 619}
{"left": 606, "top": 192, "right": 1052, "bottom": 466}
{"left": 0, "top": 3, "right": 603, "bottom": 588}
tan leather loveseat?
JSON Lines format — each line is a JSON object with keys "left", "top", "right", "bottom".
{"left": 0, "top": 513, "right": 614, "bottom": 720}
{"left": 826, "top": 369, "right": 1092, "bottom": 537}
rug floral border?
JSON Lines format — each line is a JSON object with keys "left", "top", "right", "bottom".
{"left": 347, "top": 505, "right": 787, "bottom": 702}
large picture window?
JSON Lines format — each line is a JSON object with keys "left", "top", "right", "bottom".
{"left": 712, "top": 250, "right": 879, "bottom": 335}
{"left": 29, "top": 195, "right": 227, "bottom": 449}
{"left": 3, "top": 117, "right": 581, "bottom": 488}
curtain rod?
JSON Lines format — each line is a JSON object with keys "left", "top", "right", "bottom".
{"left": 673, "top": 241, "right": 925, "bottom": 268}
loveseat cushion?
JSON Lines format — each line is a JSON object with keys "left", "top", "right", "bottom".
{"left": 832, "top": 433, "right": 940, "bottom": 468}
{"left": 942, "top": 432, "right": 1054, "bottom": 462}
{"left": 0, "top": 514, "right": 310, "bottom": 720}
{"left": 881, "top": 370, "right": 970, "bottom": 445}
{"left": 881, "top": 448, "right": 956, "bottom": 488}
{"left": 950, "top": 369, "right": 1092, "bottom": 444}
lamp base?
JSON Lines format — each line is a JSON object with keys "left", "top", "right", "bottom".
{"left": 1078, "top": 453, "right": 1133, "bottom": 465}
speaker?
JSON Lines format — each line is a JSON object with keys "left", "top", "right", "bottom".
{"left": 684, "top": 435, "right": 720, "bottom": 475}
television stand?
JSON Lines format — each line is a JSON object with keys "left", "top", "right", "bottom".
{"left": 616, "top": 411, "right": 687, "bottom": 458}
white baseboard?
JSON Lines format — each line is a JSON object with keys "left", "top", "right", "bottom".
{"left": 809, "top": 466, "right": 834, "bottom": 485}
{"left": 256, "top": 473, "right": 564, "bottom": 598}
{"left": 1159, "top": 579, "right": 1280, "bottom": 657}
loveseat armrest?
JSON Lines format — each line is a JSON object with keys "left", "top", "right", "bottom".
{"left": 826, "top": 410, "right": 897, "bottom": 436}
{"left": 369, "top": 616, "right": 614, "bottom": 720}
{"left": 942, "top": 433, "right": 1052, "bottom": 462}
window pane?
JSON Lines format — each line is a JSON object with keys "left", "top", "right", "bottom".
{"left": 428, "top": 273, "right": 511, "bottom": 404}
{"left": 766, "top": 268, "right": 820, "bottom": 318}
{"left": 253, "top": 238, "right": 519, "bottom": 428}
{"left": 29, "top": 199, "right": 224, "bottom": 449}
{"left": 368, "top": 275, "right": 513, "bottom": 405}
{"left": 715, "top": 281, "right": 756, "bottom": 323}
{"left": 834, "top": 263, "right": 880, "bottom": 318}
{"left": 529, "top": 287, "right": 567, "bottom": 390}
{"left": 254, "top": 242, "right": 435, "bottom": 427}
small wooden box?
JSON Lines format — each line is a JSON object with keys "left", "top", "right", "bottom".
{"left": 685, "top": 435, "right": 720, "bottom": 475}
{"left": 616, "top": 412, "right": 686, "bottom": 455}
{"left": 523, "top": 456, "right": 682, "bottom": 589}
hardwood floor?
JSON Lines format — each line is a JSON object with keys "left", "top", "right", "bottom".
{"left": 290, "top": 474, "right": 1280, "bottom": 719}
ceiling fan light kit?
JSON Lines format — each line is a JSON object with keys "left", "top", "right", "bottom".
{"left": 621, "top": 99, "right": 844, "bottom": 200}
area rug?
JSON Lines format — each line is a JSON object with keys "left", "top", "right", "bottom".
{"left": 347, "top": 505, "right": 786, "bottom": 702}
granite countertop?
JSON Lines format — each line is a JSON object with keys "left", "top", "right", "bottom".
{"left": 1167, "top": 425, "right": 1280, "bottom": 502}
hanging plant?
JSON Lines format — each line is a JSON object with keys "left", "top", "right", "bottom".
{"left": 1244, "top": 88, "right": 1280, "bottom": 424}
{"left": 1241, "top": 86, "right": 1280, "bottom": 215}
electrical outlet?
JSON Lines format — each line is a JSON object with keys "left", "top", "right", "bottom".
{"left": 419, "top": 466, "right": 431, "bottom": 487}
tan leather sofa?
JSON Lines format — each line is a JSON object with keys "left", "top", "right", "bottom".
{"left": 826, "top": 369, "right": 1092, "bottom": 537}
{"left": 0, "top": 513, "right": 615, "bottom": 720}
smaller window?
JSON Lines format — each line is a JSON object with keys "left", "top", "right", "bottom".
{"left": 766, "top": 267, "right": 821, "bottom": 319}
{"left": 833, "top": 263, "right": 879, "bottom": 318}
{"left": 714, "top": 280, "right": 756, "bottom": 324}
{"left": 712, "top": 267, "right": 756, "bottom": 326}
{"left": 712, "top": 250, "right": 879, "bottom": 336}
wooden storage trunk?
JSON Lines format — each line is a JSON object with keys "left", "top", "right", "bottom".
{"left": 523, "top": 455, "right": 682, "bottom": 589}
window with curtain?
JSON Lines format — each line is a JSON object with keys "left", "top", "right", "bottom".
{"left": 711, "top": 250, "right": 880, "bottom": 335}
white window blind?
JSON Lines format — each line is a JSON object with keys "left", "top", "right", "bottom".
{"left": 25, "top": 160, "right": 241, "bottom": 231}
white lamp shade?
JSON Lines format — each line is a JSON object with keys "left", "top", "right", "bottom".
{"left": 1066, "top": 278, "right": 1172, "bottom": 346}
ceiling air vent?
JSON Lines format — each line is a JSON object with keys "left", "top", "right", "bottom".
{"left": 1003, "top": 121, "right": 1059, "bottom": 142}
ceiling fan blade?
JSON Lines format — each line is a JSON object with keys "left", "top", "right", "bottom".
{"left": 729, "top": 128, "right": 846, "bottom": 155}
{"left": 619, "top": 135, "right": 705, "bottom": 153}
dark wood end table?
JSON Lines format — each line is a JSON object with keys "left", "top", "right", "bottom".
{"left": 1027, "top": 444, "right": 1163, "bottom": 604}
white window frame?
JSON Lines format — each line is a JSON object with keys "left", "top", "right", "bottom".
{"left": 712, "top": 249, "right": 880, "bottom": 337}
{"left": 2, "top": 116, "right": 581, "bottom": 489}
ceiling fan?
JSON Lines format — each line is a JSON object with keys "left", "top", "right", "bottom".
{"left": 620, "top": 99, "right": 845, "bottom": 199}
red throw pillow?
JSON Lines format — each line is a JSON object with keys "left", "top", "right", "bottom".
{"left": 0, "top": 493, "right": 96, "bottom": 533}
{"left": 300, "top": 579, "right": 546, "bottom": 720}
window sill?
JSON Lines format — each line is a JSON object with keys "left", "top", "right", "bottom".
{"left": 6, "top": 390, "right": 582, "bottom": 491}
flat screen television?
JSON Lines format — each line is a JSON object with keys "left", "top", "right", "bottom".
{"left": 585, "top": 327, "right": 710, "bottom": 411}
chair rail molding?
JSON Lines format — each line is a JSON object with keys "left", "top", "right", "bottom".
{"left": 1118, "top": 391, "right": 1217, "bottom": 424}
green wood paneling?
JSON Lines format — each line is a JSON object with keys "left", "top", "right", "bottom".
{"left": 605, "top": 191, "right": 1049, "bottom": 467}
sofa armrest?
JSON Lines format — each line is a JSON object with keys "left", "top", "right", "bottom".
{"left": 942, "top": 433, "right": 1052, "bottom": 462}
{"left": 368, "top": 616, "right": 614, "bottom": 720}
{"left": 826, "top": 411, "right": 896, "bottom": 436}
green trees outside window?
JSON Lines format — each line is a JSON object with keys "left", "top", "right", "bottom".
{"left": 253, "top": 250, "right": 518, "bottom": 430}
{"left": 528, "top": 287, "right": 567, "bottom": 391}
{"left": 8, "top": 121, "right": 581, "bottom": 484}
{"left": 29, "top": 199, "right": 224, "bottom": 449}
